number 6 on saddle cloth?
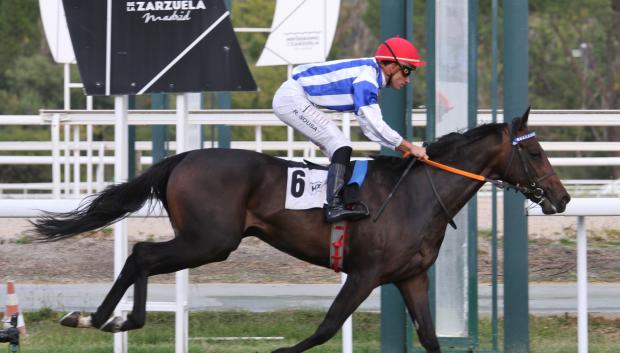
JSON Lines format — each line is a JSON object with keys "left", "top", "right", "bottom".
{"left": 285, "top": 160, "right": 368, "bottom": 210}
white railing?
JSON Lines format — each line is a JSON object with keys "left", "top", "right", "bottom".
{"left": 527, "top": 198, "right": 620, "bottom": 353}
{"left": 1, "top": 109, "right": 619, "bottom": 197}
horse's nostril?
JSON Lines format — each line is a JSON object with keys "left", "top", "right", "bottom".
{"left": 562, "top": 194, "right": 571, "bottom": 205}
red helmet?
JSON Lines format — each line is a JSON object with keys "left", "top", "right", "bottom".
{"left": 375, "top": 37, "right": 425, "bottom": 68}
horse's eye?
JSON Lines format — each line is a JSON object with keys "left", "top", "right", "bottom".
{"left": 529, "top": 150, "right": 542, "bottom": 160}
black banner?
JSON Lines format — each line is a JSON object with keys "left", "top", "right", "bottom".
{"left": 63, "top": 0, "right": 257, "bottom": 95}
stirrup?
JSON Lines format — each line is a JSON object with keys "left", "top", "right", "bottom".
{"left": 325, "top": 202, "right": 369, "bottom": 223}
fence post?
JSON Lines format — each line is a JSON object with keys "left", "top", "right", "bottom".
{"left": 577, "top": 216, "right": 588, "bottom": 353}
{"left": 51, "top": 114, "right": 61, "bottom": 198}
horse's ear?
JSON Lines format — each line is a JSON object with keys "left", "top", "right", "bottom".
{"left": 519, "top": 106, "right": 531, "bottom": 130}
{"left": 510, "top": 106, "right": 531, "bottom": 134}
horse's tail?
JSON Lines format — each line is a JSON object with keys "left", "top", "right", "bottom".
{"left": 32, "top": 152, "right": 191, "bottom": 241}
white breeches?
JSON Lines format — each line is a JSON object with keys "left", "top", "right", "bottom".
{"left": 272, "top": 79, "right": 351, "bottom": 160}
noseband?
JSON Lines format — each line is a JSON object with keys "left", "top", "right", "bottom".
{"left": 499, "top": 130, "right": 556, "bottom": 203}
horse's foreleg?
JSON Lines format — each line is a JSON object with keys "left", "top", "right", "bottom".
{"left": 396, "top": 273, "right": 441, "bottom": 353}
{"left": 271, "top": 274, "right": 377, "bottom": 353}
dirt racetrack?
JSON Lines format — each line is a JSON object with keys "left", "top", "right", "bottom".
{"left": 0, "top": 198, "right": 618, "bottom": 284}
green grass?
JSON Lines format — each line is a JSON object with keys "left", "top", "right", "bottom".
{"left": 17, "top": 310, "right": 620, "bottom": 353}
{"left": 13, "top": 233, "right": 33, "bottom": 245}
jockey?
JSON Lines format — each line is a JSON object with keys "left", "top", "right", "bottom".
{"left": 272, "top": 36, "right": 429, "bottom": 223}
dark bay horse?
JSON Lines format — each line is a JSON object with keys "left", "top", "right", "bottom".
{"left": 32, "top": 108, "right": 570, "bottom": 353}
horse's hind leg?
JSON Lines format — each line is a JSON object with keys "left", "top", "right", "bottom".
{"left": 99, "top": 266, "right": 148, "bottom": 332}
{"left": 396, "top": 273, "right": 441, "bottom": 353}
{"left": 271, "top": 274, "right": 377, "bottom": 353}
{"left": 59, "top": 247, "right": 144, "bottom": 330}
{"left": 99, "top": 230, "right": 240, "bottom": 332}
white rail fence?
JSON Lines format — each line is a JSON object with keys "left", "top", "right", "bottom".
{"left": 0, "top": 110, "right": 620, "bottom": 198}
{"left": 527, "top": 198, "right": 620, "bottom": 353}
{"left": 1, "top": 109, "right": 619, "bottom": 198}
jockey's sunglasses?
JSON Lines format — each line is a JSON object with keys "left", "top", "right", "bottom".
{"left": 399, "top": 65, "right": 415, "bottom": 77}
{"left": 382, "top": 41, "right": 416, "bottom": 77}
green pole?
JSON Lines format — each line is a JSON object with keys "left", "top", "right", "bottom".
{"left": 379, "top": 1, "right": 413, "bottom": 352}
{"left": 217, "top": 93, "right": 231, "bottom": 148}
{"left": 424, "top": 0, "right": 437, "bottom": 331}
{"left": 425, "top": 1, "right": 435, "bottom": 144}
{"left": 503, "top": 1, "right": 529, "bottom": 352}
{"left": 467, "top": 0, "right": 479, "bottom": 350}
{"left": 151, "top": 94, "right": 168, "bottom": 163}
{"left": 491, "top": 0, "right": 499, "bottom": 350}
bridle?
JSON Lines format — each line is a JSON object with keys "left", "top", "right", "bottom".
{"left": 500, "top": 127, "right": 556, "bottom": 204}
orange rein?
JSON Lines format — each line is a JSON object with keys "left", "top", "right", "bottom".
{"left": 419, "top": 158, "right": 487, "bottom": 182}
{"left": 402, "top": 152, "right": 488, "bottom": 183}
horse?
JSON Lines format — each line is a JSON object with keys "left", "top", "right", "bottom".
{"left": 31, "top": 108, "right": 570, "bottom": 353}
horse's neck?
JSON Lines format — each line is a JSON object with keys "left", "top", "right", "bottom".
{"left": 432, "top": 134, "right": 504, "bottom": 216}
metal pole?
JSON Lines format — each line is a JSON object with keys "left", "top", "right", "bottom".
{"left": 86, "top": 125, "right": 93, "bottom": 194}
{"left": 577, "top": 216, "right": 588, "bottom": 353}
{"left": 341, "top": 273, "right": 353, "bottom": 353}
{"left": 379, "top": 0, "right": 413, "bottom": 351}
{"left": 287, "top": 127, "right": 294, "bottom": 158}
{"left": 151, "top": 94, "right": 168, "bottom": 163}
{"left": 64, "top": 125, "right": 70, "bottom": 196}
{"left": 128, "top": 96, "right": 136, "bottom": 179}
{"left": 175, "top": 93, "right": 190, "bottom": 353}
{"left": 64, "top": 63, "right": 71, "bottom": 110}
{"left": 51, "top": 114, "right": 61, "bottom": 198}
{"left": 255, "top": 126, "right": 263, "bottom": 153}
{"left": 503, "top": 1, "right": 530, "bottom": 351}
{"left": 341, "top": 113, "right": 353, "bottom": 353}
{"left": 468, "top": 0, "right": 479, "bottom": 348}
{"left": 176, "top": 94, "right": 188, "bottom": 153}
{"left": 113, "top": 95, "right": 129, "bottom": 353}
{"left": 425, "top": 0, "right": 437, "bottom": 332}
{"left": 73, "top": 126, "right": 80, "bottom": 195}
{"left": 217, "top": 1, "right": 233, "bottom": 150}
{"left": 490, "top": 0, "right": 499, "bottom": 350}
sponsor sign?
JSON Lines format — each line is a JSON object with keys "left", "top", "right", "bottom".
{"left": 39, "top": 0, "right": 76, "bottom": 64}
{"left": 62, "top": 0, "right": 257, "bottom": 95}
{"left": 256, "top": 0, "right": 340, "bottom": 66}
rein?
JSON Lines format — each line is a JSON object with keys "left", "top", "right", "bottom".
{"left": 417, "top": 131, "right": 553, "bottom": 198}
{"left": 373, "top": 129, "right": 551, "bottom": 222}
{"left": 416, "top": 130, "right": 551, "bottom": 196}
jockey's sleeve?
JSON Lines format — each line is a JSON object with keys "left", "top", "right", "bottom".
{"left": 353, "top": 77, "right": 403, "bottom": 149}
{"left": 357, "top": 104, "right": 403, "bottom": 149}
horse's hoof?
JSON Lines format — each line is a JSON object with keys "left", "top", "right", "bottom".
{"left": 100, "top": 316, "right": 123, "bottom": 333}
{"left": 59, "top": 311, "right": 81, "bottom": 327}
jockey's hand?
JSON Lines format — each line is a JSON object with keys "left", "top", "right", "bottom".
{"left": 398, "top": 140, "right": 428, "bottom": 160}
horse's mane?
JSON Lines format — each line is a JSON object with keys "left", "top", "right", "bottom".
{"left": 426, "top": 122, "right": 506, "bottom": 157}
{"left": 371, "top": 122, "right": 507, "bottom": 169}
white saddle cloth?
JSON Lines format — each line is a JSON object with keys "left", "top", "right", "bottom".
{"left": 285, "top": 167, "right": 328, "bottom": 210}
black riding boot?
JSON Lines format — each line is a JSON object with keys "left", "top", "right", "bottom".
{"left": 324, "top": 162, "right": 369, "bottom": 223}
